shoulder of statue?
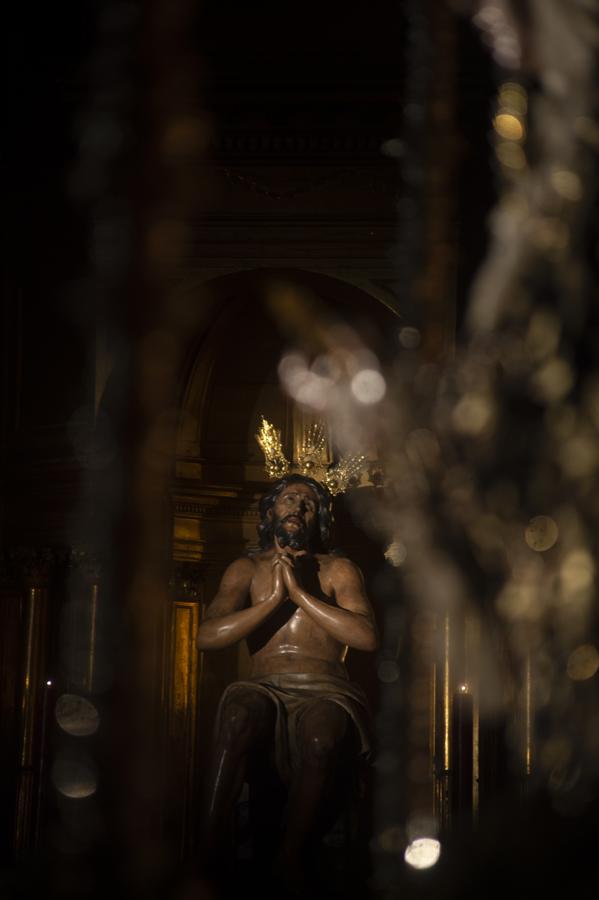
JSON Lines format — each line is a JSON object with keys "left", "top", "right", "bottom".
{"left": 317, "top": 550, "right": 347, "bottom": 566}
{"left": 321, "top": 553, "right": 361, "bottom": 575}
{"left": 246, "top": 548, "right": 273, "bottom": 563}
{"left": 227, "top": 555, "right": 258, "bottom": 575}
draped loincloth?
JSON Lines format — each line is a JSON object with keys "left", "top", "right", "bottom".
{"left": 214, "top": 672, "right": 372, "bottom": 783}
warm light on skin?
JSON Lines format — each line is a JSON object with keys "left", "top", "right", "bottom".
{"left": 272, "top": 484, "right": 318, "bottom": 529}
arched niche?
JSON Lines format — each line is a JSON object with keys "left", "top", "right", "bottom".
{"left": 165, "top": 269, "right": 400, "bottom": 853}
{"left": 174, "top": 264, "right": 401, "bottom": 666}
{"left": 176, "top": 267, "right": 401, "bottom": 488}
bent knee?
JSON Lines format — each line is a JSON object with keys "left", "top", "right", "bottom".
{"left": 299, "top": 707, "right": 349, "bottom": 768}
{"left": 301, "top": 732, "right": 339, "bottom": 768}
{"left": 218, "top": 700, "right": 253, "bottom": 748}
{"left": 217, "top": 690, "right": 275, "bottom": 750}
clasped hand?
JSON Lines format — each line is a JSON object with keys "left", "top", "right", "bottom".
{"left": 270, "top": 551, "right": 301, "bottom": 603}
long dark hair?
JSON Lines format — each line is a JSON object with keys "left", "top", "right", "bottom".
{"left": 257, "top": 474, "right": 333, "bottom": 552}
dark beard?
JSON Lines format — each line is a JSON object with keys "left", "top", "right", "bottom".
{"left": 274, "top": 517, "right": 310, "bottom": 551}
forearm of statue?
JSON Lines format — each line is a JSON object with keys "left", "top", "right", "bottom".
{"left": 197, "top": 557, "right": 285, "bottom": 651}
{"left": 289, "top": 585, "right": 378, "bottom": 651}
{"left": 197, "top": 594, "right": 281, "bottom": 650}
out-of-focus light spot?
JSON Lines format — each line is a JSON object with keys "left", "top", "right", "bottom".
{"left": 531, "top": 216, "right": 569, "bottom": 251}
{"left": 531, "top": 357, "right": 574, "bottom": 404}
{"left": 384, "top": 541, "right": 407, "bottom": 567}
{"left": 452, "top": 393, "right": 493, "bottom": 436}
{"left": 560, "top": 549, "right": 595, "bottom": 593}
{"left": 350, "top": 369, "right": 386, "bottom": 405}
{"left": 278, "top": 353, "right": 308, "bottom": 390}
{"left": 381, "top": 138, "right": 404, "bottom": 158}
{"left": 567, "top": 644, "right": 599, "bottom": 681}
{"left": 474, "top": 10, "right": 522, "bottom": 68}
{"left": 294, "top": 373, "right": 335, "bottom": 411}
{"left": 378, "top": 660, "right": 400, "bottom": 683}
{"left": 55, "top": 694, "right": 100, "bottom": 737}
{"left": 496, "top": 581, "right": 541, "bottom": 622}
{"left": 498, "top": 82, "right": 528, "bottom": 115}
{"left": 496, "top": 141, "right": 526, "bottom": 170}
{"left": 277, "top": 352, "right": 339, "bottom": 412}
{"left": 399, "top": 326, "right": 421, "bottom": 349}
{"left": 457, "top": 683, "right": 469, "bottom": 694}
{"left": 46, "top": 680, "right": 53, "bottom": 687}
{"left": 526, "top": 311, "right": 560, "bottom": 361}
{"left": 525, "top": 516, "right": 559, "bottom": 552}
{"left": 494, "top": 113, "right": 524, "bottom": 141}
{"left": 559, "top": 433, "right": 599, "bottom": 479}
{"left": 404, "top": 838, "right": 441, "bottom": 870}
{"left": 52, "top": 756, "right": 97, "bottom": 799}
{"left": 550, "top": 169, "right": 583, "bottom": 202}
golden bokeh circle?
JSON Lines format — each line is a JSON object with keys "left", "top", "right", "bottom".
{"left": 524, "top": 516, "right": 559, "bottom": 552}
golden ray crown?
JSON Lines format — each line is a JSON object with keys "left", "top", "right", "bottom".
{"left": 256, "top": 416, "right": 366, "bottom": 496}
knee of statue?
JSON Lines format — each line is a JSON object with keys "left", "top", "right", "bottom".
{"left": 219, "top": 700, "right": 253, "bottom": 748}
{"left": 301, "top": 731, "right": 339, "bottom": 770}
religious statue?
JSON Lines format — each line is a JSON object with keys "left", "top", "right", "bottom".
{"left": 196, "top": 471, "right": 378, "bottom": 894}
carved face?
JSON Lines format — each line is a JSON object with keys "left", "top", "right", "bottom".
{"left": 269, "top": 483, "right": 318, "bottom": 550}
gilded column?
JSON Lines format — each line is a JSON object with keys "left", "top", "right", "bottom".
{"left": 13, "top": 549, "right": 53, "bottom": 855}
{"left": 433, "top": 611, "right": 452, "bottom": 827}
{"left": 68, "top": 551, "right": 103, "bottom": 694}
{"left": 164, "top": 562, "right": 203, "bottom": 858}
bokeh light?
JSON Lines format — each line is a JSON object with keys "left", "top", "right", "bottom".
{"left": 404, "top": 837, "right": 441, "bottom": 870}
{"left": 350, "top": 369, "right": 387, "bottom": 405}
{"left": 52, "top": 755, "right": 98, "bottom": 799}
{"left": 55, "top": 694, "right": 100, "bottom": 737}
{"left": 524, "top": 516, "right": 559, "bottom": 552}
{"left": 567, "top": 645, "right": 599, "bottom": 681}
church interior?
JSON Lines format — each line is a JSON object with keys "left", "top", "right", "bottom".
{"left": 2, "top": 1, "right": 599, "bottom": 898}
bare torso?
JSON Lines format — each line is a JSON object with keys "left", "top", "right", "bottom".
{"left": 246, "top": 548, "right": 348, "bottom": 678}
